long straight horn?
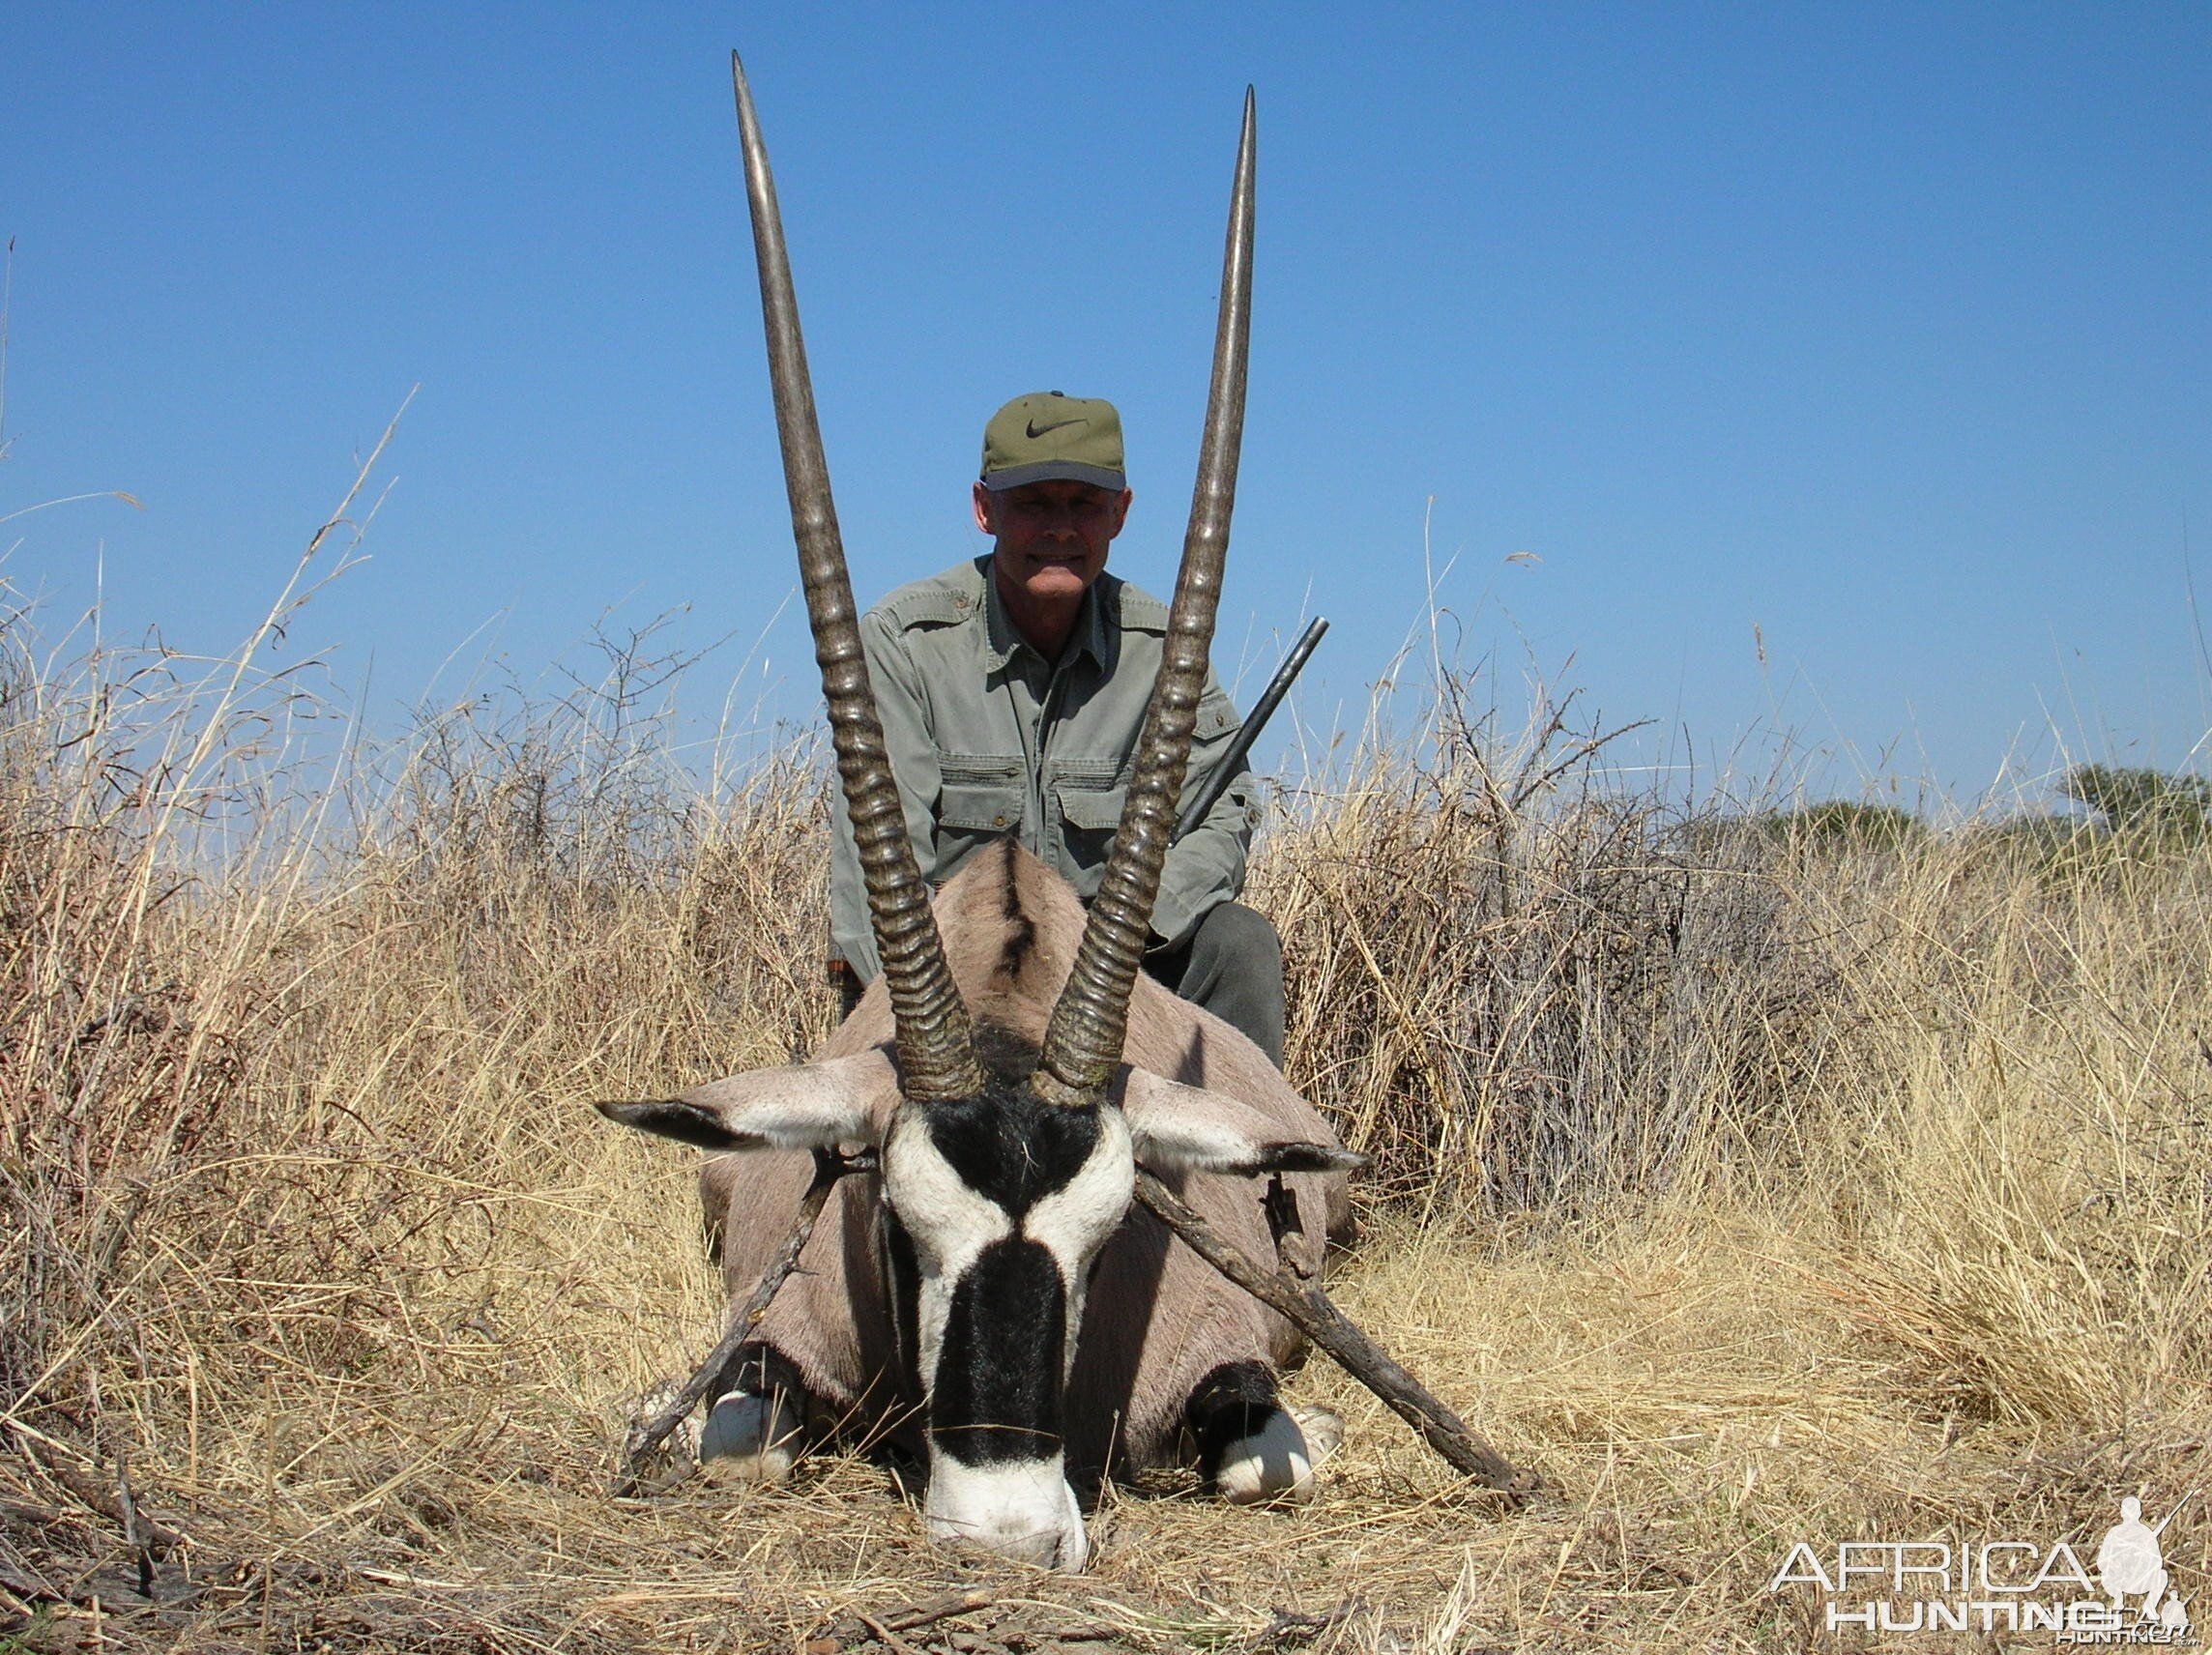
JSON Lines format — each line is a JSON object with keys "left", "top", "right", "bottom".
{"left": 731, "top": 54, "right": 983, "bottom": 1102}
{"left": 1033, "top": 90, "right": 1256, "bottom": 1109}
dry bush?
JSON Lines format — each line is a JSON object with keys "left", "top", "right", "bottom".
{"left": 0, "top": 604, "right": 280, "bottom": 1433}
{"left": 1262, "top": 681, "right": 1828, "bottom": 1219}
{"left": 6, "top": 537, "right": 2212, "bottom": 1649}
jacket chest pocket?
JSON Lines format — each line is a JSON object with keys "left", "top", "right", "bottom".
{"left": 937, "top": 756, "right": 1026, "bottom": 837}
{"left": 1054, "top": 774, "right": 1130, "bottom": 883}
{"left": 1057, "top": 785, "right": 1129, "bottom": 836}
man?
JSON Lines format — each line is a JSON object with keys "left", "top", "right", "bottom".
{"left": 829, "top": 391, "right": 1286, "bottom": 1064}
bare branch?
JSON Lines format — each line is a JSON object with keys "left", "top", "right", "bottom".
{"left": 1134, "top": 1171, "right": 1535, "bottom": 1498}
{"left": 614, "top": 1147, "right": 872, "bottom": 1495}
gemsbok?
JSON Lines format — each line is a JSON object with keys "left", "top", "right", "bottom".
{"left": 599, "top": 59, "right": 1363, "bottom": 1570}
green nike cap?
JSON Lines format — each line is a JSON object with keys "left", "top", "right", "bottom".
{"left": 979, "top": 392, "right": 1126, "bottom": 493}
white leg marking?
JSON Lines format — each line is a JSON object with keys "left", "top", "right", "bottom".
{"left": 1215, "top": 1408, "right": 1316, "bottom": 1506}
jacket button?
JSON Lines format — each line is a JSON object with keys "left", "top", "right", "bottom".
{"left": 993, "top": 814, "right": 1007, "bottom": 828}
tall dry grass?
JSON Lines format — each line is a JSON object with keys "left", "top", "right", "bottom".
{"left": 1258, "top": 683, "right": 1825, "bottom": 1218}
{"left": 4, "top": 519, "right": 2212, "bottom": 1649}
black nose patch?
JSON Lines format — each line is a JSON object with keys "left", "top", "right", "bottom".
{"left": 931, "top": 1236, "right": 1066, "bottom": 1466}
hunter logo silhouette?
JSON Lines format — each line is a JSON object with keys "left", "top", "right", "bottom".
{"left": 2098, "top": 1495, "right": 2190, "bottom": 1630}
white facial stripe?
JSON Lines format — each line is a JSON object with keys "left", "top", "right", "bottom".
{"left": 883, "top": 1108, "right": 1011, "bottom": 1393}
{"left": 924, "top": 1452, "right": 1088, "bottom": 1570}
{"left": 886, "top": 1105, "right": 1134, "bottom": 1404}
{"left": 1025, "top": 1107, "right": 1136, "bottom": 1289}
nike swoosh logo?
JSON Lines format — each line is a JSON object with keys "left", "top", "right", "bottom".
{"left": 1026, "top": 418, "right": 1085, "bottom": 439}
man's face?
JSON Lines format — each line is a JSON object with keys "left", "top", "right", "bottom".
{"left": 974, "top": 479, "right": 1133, "bottom": 609}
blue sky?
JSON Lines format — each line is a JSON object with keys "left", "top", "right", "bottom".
{"left": 4, "top": 4, "right": 2207, "bottom": 808}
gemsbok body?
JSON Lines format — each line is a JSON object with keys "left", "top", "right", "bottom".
{"left": 598, "top": 60, "right": 1357, "bottom": 1570}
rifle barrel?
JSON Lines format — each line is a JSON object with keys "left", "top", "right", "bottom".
{"left": 1173, "top": 616, "right": 1327, "bottom": 843}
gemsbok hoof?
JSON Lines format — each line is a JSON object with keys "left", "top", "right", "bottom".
{"left": 1289, "top": 1404, "right": 1344, "bottom": 1463}
{"left": 699, "top": 1390, "right": 803, "bottom": 1484}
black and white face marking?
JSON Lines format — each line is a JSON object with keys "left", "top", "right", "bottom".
{"left": 596, "top": 1030, "right": 1358, "bottom": 1564}
{"left": 881, "top": 1076, "right": 1135, "bottom": 1568}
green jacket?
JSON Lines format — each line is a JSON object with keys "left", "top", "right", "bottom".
{"left": 830, "top": 555, "right": 1257, "bottom": 981}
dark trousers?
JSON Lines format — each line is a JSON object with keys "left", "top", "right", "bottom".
{"left": 837, "top": 900, "right": 1287, "bottom": 1069}
{"left": 1143, "top": 901, "right": 1286, "bottom": 1068}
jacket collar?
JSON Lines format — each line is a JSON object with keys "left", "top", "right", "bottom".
{"left": 978, "top": 555, "right": 1111, "bottom": 676}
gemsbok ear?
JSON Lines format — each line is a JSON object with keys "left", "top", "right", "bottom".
{"left": 1119, "top": 1071, "right": 1369, "bottom": 1177}
{"left": 597, "top": 1050, "right": 896, "bottom": 1152}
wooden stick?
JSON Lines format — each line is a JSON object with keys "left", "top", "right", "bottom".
{"left": 1134, "top": 1171, "right": 1535, "bottom": 1497}
{"left": 856, "top": 1611, "right": 931, "bottom": 1655}
{"left": 816, "top": 1586, "right": 998, "bottom": 1652}
{"left": 615, "top": 1147, "right": 867, "bottom": 1495}
{"left": 16, "top": 1437, "right": 189, "bottom": 1555}
{"left": 878, "top": 1587, "right": 999, "bottom": 1633}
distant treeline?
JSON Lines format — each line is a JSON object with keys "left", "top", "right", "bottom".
{"left": 1761, "top": 764, "right": 2212, "bottom": 852}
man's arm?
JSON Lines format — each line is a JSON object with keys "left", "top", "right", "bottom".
{"left": 1149, "top": 672, "right": 1256, "bottom": 951}
{"left": 828, "top": 608, "right": 944, "bottom": 983}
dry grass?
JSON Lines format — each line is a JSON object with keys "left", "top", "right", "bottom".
{"left": 6, "top": 502, "right": 2212, "bottom": 1650}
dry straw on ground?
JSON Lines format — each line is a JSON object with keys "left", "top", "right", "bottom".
{"left": 6, "top": 503, "right": 2212, "bottom": 1651}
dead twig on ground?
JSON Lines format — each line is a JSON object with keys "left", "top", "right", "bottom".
{"left": 15, "top": 1434, "right": 189, "bottom": 1560}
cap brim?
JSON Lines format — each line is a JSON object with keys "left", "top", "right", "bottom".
{"left": 981, "top": 461, "right": 1128, "bottom": 493}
